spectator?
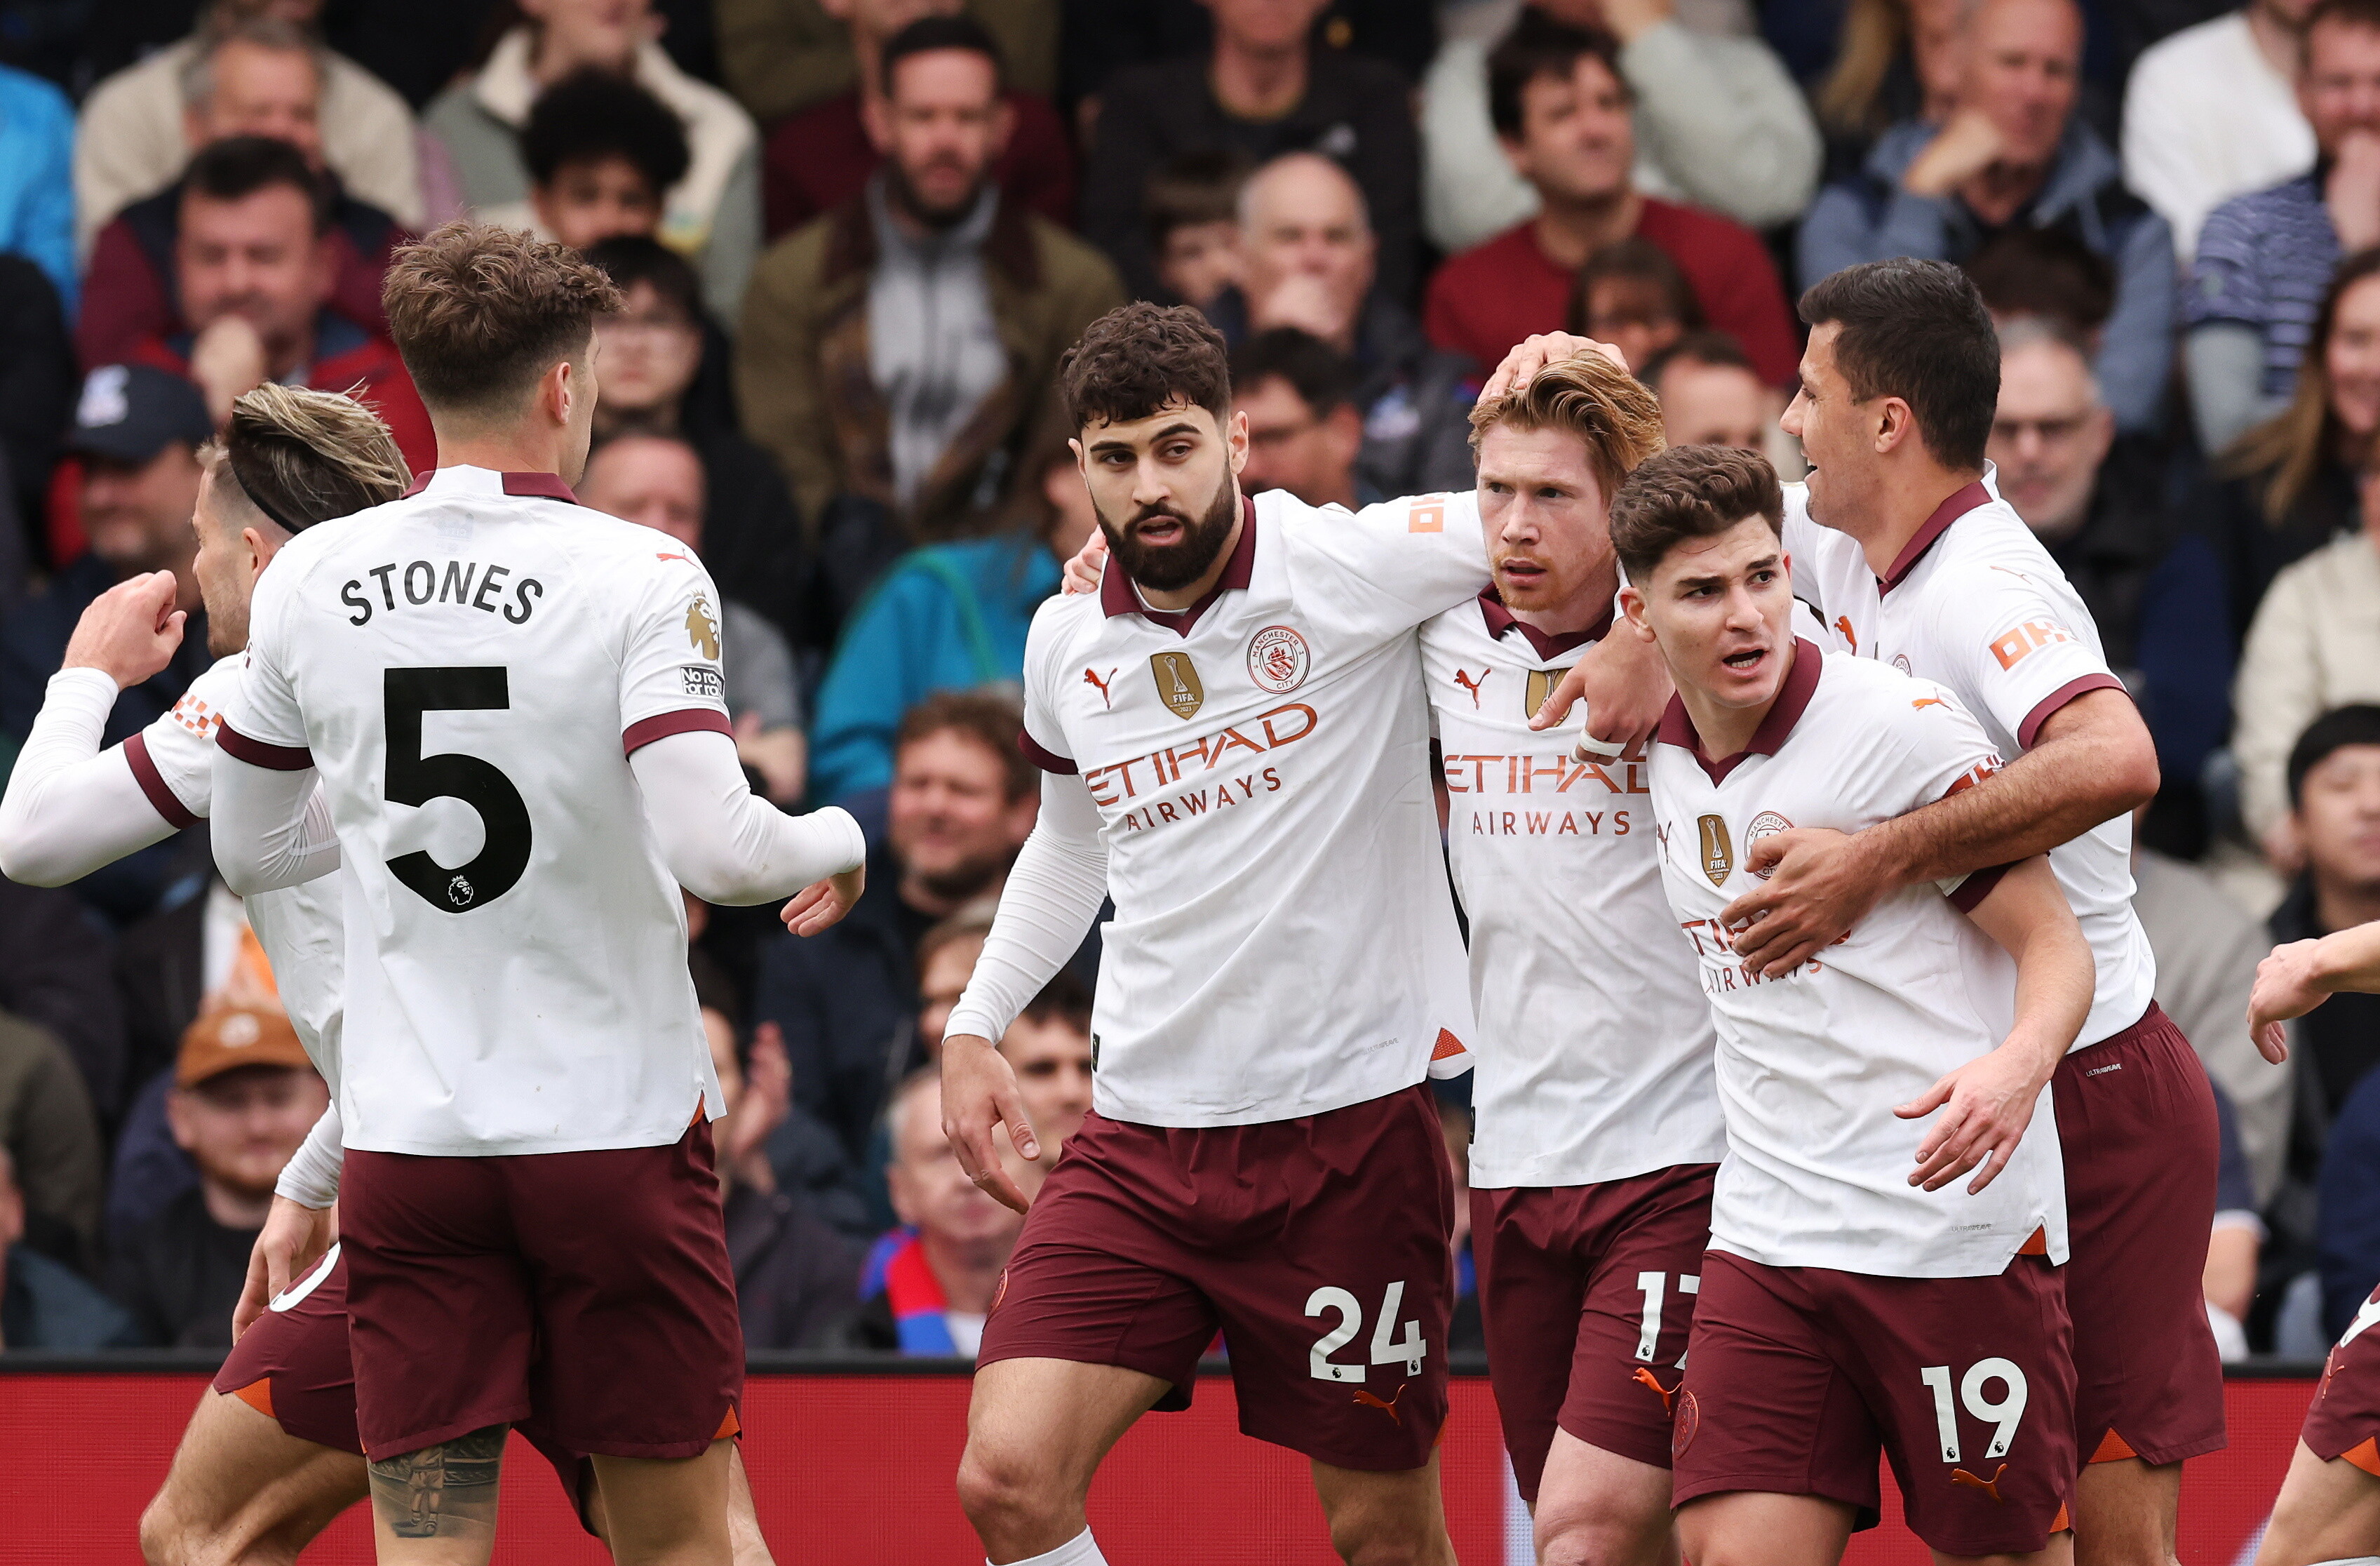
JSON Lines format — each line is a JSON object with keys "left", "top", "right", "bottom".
{"left": 579, "top": 431, "right": 810, "bottom": 805}
{"left": 2189, "top": 0, "right": 2380, "bottom": 455}
{"left": 1231, "top": 327, "right": 1368, "bottom": 508}
{"left": 715, "top": 0, "right": 1058, "bottom": 126}
{"left": 0, "top": 1009, "right": 105, "bottom": 1273}
{"left": 119, "top": 138, "right": 434, "bottom": 474}
{"left": 2123, "top": 0, "right": 2317, "bottom": 263}
{"left": 1422, "top": 1, "right": 1821, "bottom": 253}
{"left": 2207, "top": 1082, "right": 2264, "bottom": 1358}
{"left": 1059, "top": 0, "right": 1438, "bottom": 115}
{"left": 584, "top": 236, "right": 809, "bottom": 643}
{"left": 1423, "top": 18, "right": 1799, "bottom": 387}
{"left": 2232, "top": 274, "right": 2380, "bottom": 846}
{"left": 706, "top": 999, "right": 865, "bottom": 1349}
{"left": 0, "top": 257, "right": 76, "bottom": 560}
{"left": 761, "top": 0, "right": 1074, "bottom": 239}
{"left": 0, "top": 1149, "right": 137, "bottom": 1351}
{"left": 1211, "top": 152, "right": 1480, "bottom": 498}
{"left": 805, "top": 445, "right": 1089, "bottom": 803}
{"left": 78, "top": 27, "right": 411, "bottom": 374}
{"left": 841, "top": 1066, "right": 1028, "bottom": 1354}
{"left": 738, "top": 15, "right": 1124, "bottom": 544}
{"left": 106, "top": 1004, "right": 328, "bottom": 1347}
{"left": 0, "top": 63, "right": 72, "bottom": 314}
{"left": 1986, "top": 319, "right": 2231, "bottom": 826}
{"left": 2266, "top": 708, "right": 2380, "bottom": 1119}
{"left": 1810, "top": 0, "right": 1966, "bottom": 167}
{"left": 1960, "top": 220, "right": 2116, "bottom": 344}
{"left": 74, "top": 0, "right": 424, "bottom": 253}
{"left": 1568, "top": 236, "right": 1698, "bottom": 377}
{"left": 1077, "top": 0, "right": 1421, "bottom": 304}
{"left": 996, "top": 972, "right": 1094, "bottom": 1170}
{"left": 2132, "top": 832, "right": 2294, "bottom": 1207}
{"left": 1798, "top": 0, "right": 2177, "bottom": 434}
{"left": 1144, "top": 149, "right": 1248, "bottom": 310}
{"left": 2214, "top": 248, "right": 2380, "bottom": 652}
{"left": 423, "top": 0, "right": 763, "bottom": 326}
{"left": 915, "top": 902, "right": 995, "bottom": 1055}
{"left": 0, "top": 366, "right": 211, "bottom": 754}
{"left": 1644, "top": 331, "right": 1767, "bottom": 447}
{"left": 752, "top": 692, "right": 1038, "bottom": 1174}
{"left": 520, "top": 67, "right": 690, "bottom": 255}
{"left": 0, "top": 879, "right": 128, "bottom": 1130}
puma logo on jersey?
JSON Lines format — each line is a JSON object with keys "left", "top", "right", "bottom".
{"left": 1950, "top": 1464, "right": 2009, "bottom": 1504}
{"left": 1632, "top": 1367, "right": 1681, "bottom": 1413}
{"left": 1453, "top": 668, "right": 1489, "bottom": 707}
{"left": 1353, "top": 1384, "right": 1406, "bottom": 1424}
{"left": 1834, "top": 615, "right": 1857, "bottom": 652}
{"left": 1084, "top": 667, "right": 1118, "bottom": 709}
{"left": 685, "top": 594, "right": 722, "bottom": 659}
{"left": 654, "top": 551, "right": 692, "bottom": 564}
{"left": 1911, "top": 697, "right": 1947, "bottom": 710}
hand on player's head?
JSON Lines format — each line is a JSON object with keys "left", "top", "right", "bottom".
{"left": 60, "top": 570, "right": 187, "bottom": 689}
{"left": 1477, "top": 333, "right": 1632, "bottom": 405}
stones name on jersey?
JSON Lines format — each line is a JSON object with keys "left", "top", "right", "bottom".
{"left": 339, "top": 557, "right": 546, "bottom": 626}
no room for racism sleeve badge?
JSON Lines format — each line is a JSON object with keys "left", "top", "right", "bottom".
{"left": 1150, "top": 651, "right": 1204, "bottom": 719}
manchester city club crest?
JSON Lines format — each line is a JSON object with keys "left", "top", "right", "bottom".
{"left": 1246, "top": 624, "right": 1310, "bottom": 693}
{"left": 1150, "top": 650, "right": 1204, "bottom": 719}
{"left": 1697, "top": 814, "right": 1734, "bottom": 886}
{"left": 1746, "top": 810, "right": 1793, "bottom": 879}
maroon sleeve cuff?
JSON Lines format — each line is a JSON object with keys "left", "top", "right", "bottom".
{"left": 2017, "top": 674, "right": 2127, "bottom": 750}
{"left": 623, "top": 708, "right": 735, "bottom": 756}
{"left": 1948, "top": 862, "right": 2015, "bottom": 914}
{"left": 1018, "top": 728, "right": 1077, "bottom": 775}
{"left": 122, "top": 732, "right": 201, "bottom": 829}
{"left": 215, "top": 720, "right": 314, "bottom": 771}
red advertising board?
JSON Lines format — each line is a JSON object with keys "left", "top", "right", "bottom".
{"left": 0, "top": 1367, "right": 2318, "bottom": 1562}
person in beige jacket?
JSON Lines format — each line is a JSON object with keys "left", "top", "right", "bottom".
{"left": 2235, "top": 468, "right": 2380, "bottom": 859}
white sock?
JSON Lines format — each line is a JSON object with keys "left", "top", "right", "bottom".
{"left": 996, "top": 1529, "right": 1109, "bottom": 1566}
{"left": 2308, "top": 1558, "right": 2380, "bottom": 1565}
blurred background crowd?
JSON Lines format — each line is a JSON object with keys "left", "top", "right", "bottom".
{"left": 0, "top": 0, "right": 2373, "bottom": 1365}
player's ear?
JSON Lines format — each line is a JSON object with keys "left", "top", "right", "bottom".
{"left": 1618, "top": 582, "right": 1653, "bottom": 640}
{"left": 1225, "top": 408, "right": 1249, "bottom": 476}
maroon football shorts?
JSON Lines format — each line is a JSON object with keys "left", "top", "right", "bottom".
{"left": 1470, "top": 1163, "right": 1716, "bottom": 1497}
{"left": 1674, "top": 1249, "right": 2076, "bottom": 1558}
{"left": 978, "top": 1083, "right": 1455, "bottom": 1472}
{"left": 214, "top": 1242, "right": 364, "bottom": 1454}
{"left": 339, "top": 1118, "right": 744, "bottom": 1464}
{"left": 2304, "top": 1284, "right": 2380, "bottom": 1477}
{"left": 2052, "top": 1002, "right": 2226, "bottom": 1466}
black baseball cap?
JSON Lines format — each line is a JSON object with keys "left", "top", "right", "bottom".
{"left": 65, "top": 364, "right": 213, "bottom": 464}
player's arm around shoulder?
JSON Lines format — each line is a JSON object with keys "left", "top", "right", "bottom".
{"left": 1291, "top": 487, "right": 1493, "bottom": 627}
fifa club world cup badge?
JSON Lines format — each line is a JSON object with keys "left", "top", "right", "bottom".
{"left": 1697, "top": 814, "right": 1734, "bottom": 887}
{"left": 1525, "top": 667, "right": 1574, "bottom": 720}
{"left": 1246, "top": 625, "right": 1310, "bottom": 693}
{"left": 1150, "top": 651, "right": 1204, "bottom": 719}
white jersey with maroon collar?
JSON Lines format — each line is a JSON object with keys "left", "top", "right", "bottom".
{"left": 1420, "top": 589, "right": 1722, "bottom": 1189}
{"left": 1020, "top": 488, "right": 1484, "bottom": 1128}
{"left": 1783, "top": 471, "right": 2156, "bottom": 1050}
{"left": 1647, "top": 640, "right": 2068, "bottom": 1278}
{"left": 123, "top": 655, "right": 346, "bottom": 1090}
{"left": 220, "top": 464, "right": 736, "bottom": 1157}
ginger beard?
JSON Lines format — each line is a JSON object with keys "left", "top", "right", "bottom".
{"left": 1094, "top": 469, "right": 1241, "bottom": 591}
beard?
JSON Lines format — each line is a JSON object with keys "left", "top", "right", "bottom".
{"left": 1098, "top": 476, "right": 1239, "bottom": 593}
{"left": 910, "top": 845, "right": 1013, "bottom": 906}
{"left": 886, "top": 157, "right": 988, "bottom": 230}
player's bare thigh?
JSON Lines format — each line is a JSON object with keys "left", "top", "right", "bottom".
{"left": 2071, "top": 1457, "right": 2179, "bottom": 1566}
{"left": 1533, "top": 1431, "right": 1676, "bottom": 1566}
{"left": 576, "top": 1443, "right": 775, "bottom": 1566}
{"left": 957, "top": 1357, "right": 1171, "bottom": 1560}
{"left": 140, "top": 1388, "right": 365, "bottom": 1566}
{"left": 2254, "top": 1440, "right": 2380, "bottom": 1566}
{"left": 1678, "top": 1491, "right": 2073, "bottom": 1566}
{"left": 586, "top": 1439, "right": 736, "bottom": 1566}
{"left": 1310, "top": 1449, "right": 1455, "bottom": 1566}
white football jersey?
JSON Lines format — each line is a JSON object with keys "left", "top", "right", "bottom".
{"left": 129, "top": 655, "right": 345, "bottom": 1091}
{"left": 1785, "top": 474, "right": 2156, "bottom": 1050}
{"left": 1019, "top": 489, "right": 1483, "bottom": 1127}
{"left": 1420, "top": 593, "right": 1723, "bottom": 1188}
{"left": 1648, "top": 643, "right": 2068, "bottom": 1278}
{"left": 223, "top": 466, "right": 735, "bottom": 1156}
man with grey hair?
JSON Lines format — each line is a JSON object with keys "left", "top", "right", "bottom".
{"left": 74, "top": 0, "right": 422, "bottom": 253}
{"left": 1203, "top": 152, "right": 1479, "bottom": 498}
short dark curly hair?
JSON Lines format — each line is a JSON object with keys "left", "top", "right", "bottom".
{"left": 1058, "top": 302, "right": 1232, "bottom": 434}
{"left": 520, "top": 67, "right": 690, "bottom": 196}
{"left": 383, "top": 222, "right": 625, "bottom": 417}
{"left": 1608, "top": 444, "right": 1784, "bottom": 581}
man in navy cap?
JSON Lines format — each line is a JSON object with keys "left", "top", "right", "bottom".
{"left": 0, "top": 363, "right": 213, "bottom": 758}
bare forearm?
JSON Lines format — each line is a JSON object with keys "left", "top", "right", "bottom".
{"left": 2311, "top": 921, "right": 2380, "bottom": 997}
{"left": 2003, "top": 917, "right": 2094, "bottom": 1077}
{"left": 1862, "top": 730, "right": 2146, "bottom": 890}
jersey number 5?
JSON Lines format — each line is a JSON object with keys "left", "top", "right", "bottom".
{"left": 384, "top": 667, "right": 532, "bottom": 913}
{"left": 1305, "top": 1282, "right": 1427, "bottom": 1382}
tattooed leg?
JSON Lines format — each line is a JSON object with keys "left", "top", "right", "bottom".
{"left": 367, "top": 1424, "right": 506, "bottom": 1560}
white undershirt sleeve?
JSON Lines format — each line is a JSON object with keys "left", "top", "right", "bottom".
{"left": 274, "top": 1102, "right": 344, "bottom": 1208}
{"left": 946, "top": 772, "right": 1109, "bottom": 1045}
{"left": 628, "top": 728, "right": 867, "bottom": 904}
{"left": 0, "top": 668, "right": 175, "bottom": 885}
{"left": 212, "top": 752, "right": 336, "bottom": 895}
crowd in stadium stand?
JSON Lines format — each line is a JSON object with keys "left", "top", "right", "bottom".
{"left": 3, "top": 0, "right": 2380, "bottom": 1362}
